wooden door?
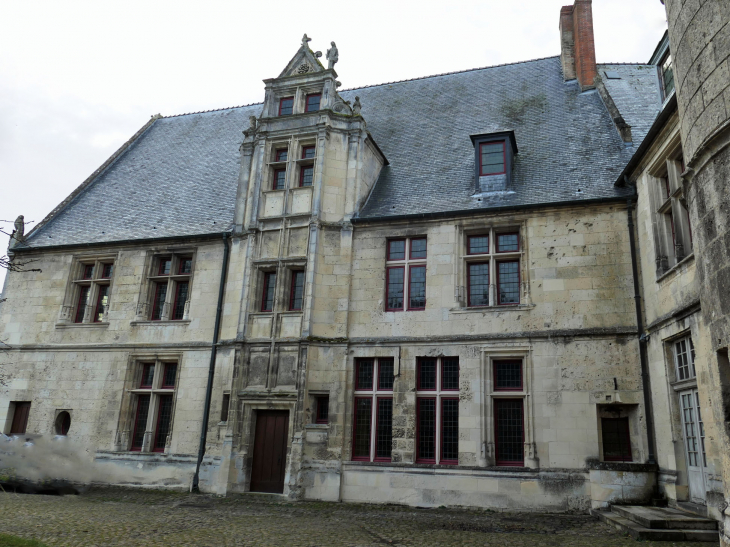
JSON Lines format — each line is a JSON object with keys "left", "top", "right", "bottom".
{"left": 680, "top": 389, "right": 708, "bottom": 504}
{"left": 250, "top": 410, "right": 289, "bottom": 493}
{"left": 10, "top": 402, "right": 31, "bottom": 434}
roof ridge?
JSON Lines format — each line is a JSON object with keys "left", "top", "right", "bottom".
{"left": 162, "top": 101, "right": 263, "bottom": 119}
{"left": 597, "top": 62, "right": 655, "bottom": 66}
{"left": 340, "top": 55, "right": 561, "bottom": 92}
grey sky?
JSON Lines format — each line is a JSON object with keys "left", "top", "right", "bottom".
{"left": 0, "top": 0, "right": 668, "bottom": 289}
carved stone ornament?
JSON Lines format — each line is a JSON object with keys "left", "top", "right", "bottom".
{"left": 8, "top": 214, "right": 24, "bottom": 250}
{"left": 297, "top": 63, "right": 312, "bottom": 74}
{"left": 326, "top": 41, "right": 339, "bottom": 69}
{"left": 352, "top": 96, "right": 362, "bottom": 116}
{"left": 301, "top": 33, "right": 312, "bottom": 47}
{"left": 242, "top": 116, "right": 257, "bottom": 138}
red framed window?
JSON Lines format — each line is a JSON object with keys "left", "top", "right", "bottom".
{"left": 130, "top": 394, "right": 151, "bottom": 451}
{"left": 467, "top": 262, "right": 489, "bottom": 307}
{"left": 153, "top": 395, "right": 174, "bottom": 452}
{"left": 275, "top": 148, "right": 288, "bottom": 162}
{"left": 94, "top": 285, "right": 110, "bottom": 322}
{"left": 305, "top": 94, "right": 321, "bottom": 112}
{"left": 178, "top": 257, "right": 193, "bottom": 275}
{"left": 385, "top": 237, "right": 426, "bottom": 312}
{"left": 602, "top": 417, "right": 632, "bottom": 462}
{"left": 315, "top": 395, "right": 329, "bottom": 424}
{"left": 131, "top": 360, "right": 179, "bottom": 452}
{"left": 171, "top": 282, "right": 188, "bottom": 320}
{"left": 289, "top": 270, "right": 305, "bottom": 311}
{"left": 387, "top": 239, "right": 406, "bottom": 261}
{"left": 273, "top": 169, "right": 286, "bottom": 190}
{"left": 494, "top": 398, "right": 524, "bottom": 466}
{"left": 352, "top": 358, "right": 394, "bottom": 462}
{"left": 493, "top": 360, "right": 523, "bottom": 391}
{"left": 302, "top": 146, "right": 316, "bottom": 159}
{"left": 479, "top": 141, "right": 506, "bottom": 175}
{"left": 158, "top": 258, "right": 172, "bottom": 276}
{"left": 150, "top": 282, "right": 168, "bottom": 320}
{"left": 299, "top": 166, "right": 314, "bottom": 187}
{"left": 496, "top": 233, "right": 519, "bottom": 253}
{"left": 74, "top": 286, "right": 90, "bottom": 323}
{"left": 140, "top": 363, "right": 155, "bottom": 388}
{"left": 385, "top": 266, "right": 404, "bottom": 311}
{"left": 161, "top": 363, "right": 177, "bottom": 388}
{"left": 416, "top": 357, "right": 459, "bottom": 464}
{"left": 278, "top": 97, "right": 294, "bottom": 116}
{"left": 101, "top": 263, "right": 114, "bottom": 278}
{"left": 467, "top": 235, "right": 489, "bottom": 255}
{"left": 408, "top": 265, "right": 426, "bottom": 310}
{"left": 261, "top": 271, "right": 276, "bottom": 312}
{"left": 148, "top": 255, "right": 193, "bottom": 321}
{"left": 82, "top": 264, "right": 94, "bottom": 279}
{"left": 497, "top": 261, "right": 520, "bottom": 305}
{"left": 410, "top": 238, "right": 427, "bottom": 259}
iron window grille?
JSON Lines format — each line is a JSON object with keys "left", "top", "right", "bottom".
{"left": 415, "top": 357, "right": 459, "bottom": 465}
{"left": 601, "top": 417, "right": 632, "bottom": 462}
{"left": 146, "top": 255, "right": 193, "bottom": 321}
{"left": 463, "top": 229, "right": 522, "bottom": 307}
{"left": 352, "top": 358, "right": 394, "bottom": 462}
{"left": 129, "top": 360, "right": 178, "bottom": 453}
{"left": 63, "top": 258, "right": 115, "bottom": 324}
{"left": 385, "top": 237, "right": 427, "bottom": 311}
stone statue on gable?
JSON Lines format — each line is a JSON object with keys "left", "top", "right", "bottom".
{"left": 243, "top": 116, "right": 257, "bottom": 138}
{"left": 352, "top": 97, "right": 362, "bottom": 116}
{"left": 8, "top": 214, "right": 24, "bottom": 249}
{"left": 326, "top": 42, "right": 339, "bottom": 69}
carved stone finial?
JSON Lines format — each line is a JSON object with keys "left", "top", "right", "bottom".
{"left": 326, "top": 41, "right": 339, "bottom": 69}
{"left": 352, "top": 96, "right": 362, "bottom": 116}
{"left": 301, "top": 34, "right": 312, "bottom": 47}
{"left": 335, "top": 81, "right": 342, "bottom": 88}
{"left": 315, "top": 51, "right": 322, "bottom": 58}
{"left": 8, "top": 214, "right": 24, "bottom": 250}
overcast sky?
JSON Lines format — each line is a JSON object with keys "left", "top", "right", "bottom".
{"left": 0, "top": 0, "right": 668, "bottom": 289}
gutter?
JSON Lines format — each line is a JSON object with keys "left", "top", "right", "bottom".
{"left": 625, "top": 191, "right": 658, "bottom": 469}
{"left": 192, "top": 232, "right": 231, "bottom": 492}
{"left": 351, "top": 195, "right": 631, "bottom": 225}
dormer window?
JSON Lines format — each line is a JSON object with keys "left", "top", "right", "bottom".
{"left": 279, "top": 97, "right": 294, "bottom": 116}
{"left": 479, "top": 142, "right": 506, "bottom": 175}
{"left": 305, "top": 94, "right": 321, "bottom": 112}
{"left": 659, "top": 51, "right": 674, "bottom": 100}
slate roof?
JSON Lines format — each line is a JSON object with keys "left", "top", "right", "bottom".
{"left": 24, "top": 56, "right": 662, "bottom": 247}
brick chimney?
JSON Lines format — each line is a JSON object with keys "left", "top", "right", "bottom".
{"left": 559, "top": 0, "right": 597, "bottom": 90}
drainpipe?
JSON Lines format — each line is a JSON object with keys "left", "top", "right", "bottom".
{"left": 192, "top": 232, "right": 231, "bottom": 492}
{"left": 625, "top": 190, "right": 657, "bottom": 467}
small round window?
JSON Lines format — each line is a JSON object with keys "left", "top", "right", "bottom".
{"left": 55, "top": 411, "right": 71, "bottom": 435}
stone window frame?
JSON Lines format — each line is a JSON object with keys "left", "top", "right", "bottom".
{"left": 58, "top": 254, "right": 117, "bottom": 326}
{"left": 134, "top": 249, "right": 196, "bottom": 323}
{"left": 459, "top": 226, "right": 526, "bottom": 309}
{"left": 384, "top": 236, "right": 427, "bottom": 312}
{"left": 481, "top": 346, "right": 537, "bottom": 468}
{"left": 415, "top": 356, "right": 459, "bottom": 465}
{"left": 251, "top": 261, "right": 308, "bottom": 316}
{"left": 646, "top": 140, "right": 693, "bottom": 277}
{"left": 113, "top": 353, "right": 182, "bottom": 453}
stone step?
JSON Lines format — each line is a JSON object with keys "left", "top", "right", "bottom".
{"left": 592, "top": 510, "right": 719, "bottom": 543}
{"left": 611, "top": 505, "right": 718, "bottom": 530}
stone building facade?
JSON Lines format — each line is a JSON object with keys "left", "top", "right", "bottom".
{"left": 0, "top": 0, "right": 727, "bottom": 532}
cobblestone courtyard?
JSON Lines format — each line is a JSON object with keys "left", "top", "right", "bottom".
{"left": 0, "top": 489, "right": 714, "bottom": 547}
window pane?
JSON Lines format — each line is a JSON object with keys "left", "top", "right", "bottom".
{"left": 410, "top": 238, "right": 427, "bottom": 259}
{"left": 468, "top": 235, "right": 489, "bottom": 254}
{"left": 681, "top": 393, "right": 698, "bottom": 466}
{"left": 386, "top": 267, "right": 404, "bottom": 310}
{"left": 602, "top": 417, "right": 632, "bottom": 462}
{"left": 290, "top": 271, "right": 305, "bottom": 311}
{"left": 375, "top": 398, "right": 393, "bottom": 460}
{"left": 497, "top": 261, "right": 520, "bottom": 305}
{"left": 409, "top": 266, "right": 426, "bottom": 309}
{"left": 154, "top": 395, "right": 174, "bottom": 452}
{"left": 441, "top": 358, "right": 459, "bottom": 390}
{"left": 689, "top": 338, "right": 696, "bottom": 377}
{"left": 387, "top": 240, "right": 405, "bottom": 260}
{"left": 417, "top": 398, "right": 436, "bottom": 462}
{"left": 441, "top": 399, "right": 459, "bottom": 463}
{"left": 279, "top": 97, "right": 293, "bottom": 116}
{"left": 675, "top": 338, "right": 694, "bottom": 380}
{"left": 300, "top": 166, "right": 314, "bottom": 186}
{"left": 306, "top": 95, "right": 321, "bottom": 112}
{"left": 140, "top": 363, "right": 155, "bottom": 388}
{"left": 494, "top": 360, "right": 522, "bottom": 390}
{"left": 418, "top": 358, "right": 437, "bottom": 390}
{"left": 378, "top": 359, "right": 394, "bottom": 391}
{"left": 162, "top": 363, "right": 177, "bottom": 388}
{"left": 480, "top": 142, "right": 505, "bottom": 175}
{"left": 273, "top": 169, "right": 286, "bottom": 190}
{"left": 179, "top": 258, "right": 193, "bottom": 275}
{"left": 75, "top": 286, "right": 90, "bottom": 323}
{"left": 356, "top": 359, "right": 374, "bottom": 390}
{"left": 131, "top": 395, "right": 150, "bottom": 450}
{"left": 302, "top": 146, "right": 316, "bottom": 159}
{"left": 159, "top": 259, "right": 171, "bottom": 275}
{"left": 696, "top": 391, "right": 706, "bottom": 467}
{"left": 82, "top": 264, "right": 94, "bottom": 279}
{"left": 172, "top": 281, "right": 188, "bottom": 320}
{"left": 662, "top": 54, "right": 674, "bottom": 97}
{"left": 495, "top": 399, "right": 524, "bottom": 465}
{"left": 151, "top": 282, "right": 168, "bottom": 320}
{"left": 261, "top": 272, "right": 276, "bottom": 312}
{"left": 316, "top": 396, "right": 329, "bottom": 424}
{"left": 275, "top": 149, "right": 288, "bottom": 162}
{"left": 101, "top": 263, "right": 114, "bottom": 278}
{"left": 468, "top": 262, "right": 489, "bottom": 306}
{"left": 352, "top": 398, "right": 372, "bottom": 459}
{"left": 94, "top": 285, "right": 109, "bottom": 322}
{"left": 497, "top": 233, "right": 519, "bottom": 252}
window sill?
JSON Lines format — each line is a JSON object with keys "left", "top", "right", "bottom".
{"left": 130, "top": 319, "right": 191, "bottom": 326}
{"left": 305, "top": 423, "right": 329, "bottom": 430}
{"left": 55, "top": 322, "right": 109, "bottom": 329}
{"left": 671, "top": 378, "right": 697, "bottom": 392}
{"left": 449, "top": 304, "right": 534, "bottom": 314}
{"left": 656, "top": 253, "right": 694, "bottom": 283}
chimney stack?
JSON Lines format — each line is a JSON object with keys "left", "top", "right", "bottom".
{"left": 559, "top": 0, "right": 597, "bottom": 90}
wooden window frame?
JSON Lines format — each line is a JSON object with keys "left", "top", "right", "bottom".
{"left": 304, "top": 94, "right": 321, "bottom": 113}
{"left": 278, "top": 96, "right": 294, "bottom": 116}
{"left": 301, "top": 145, "right": 316, "bottom": 159}
{"left": 147, "top": 253, "right": 194, "bottom": 321}
{"left": 128, "top": 359, "right": 178, "bottom": 453}
{"left": 261, "top": 271, "right": 277, "bottom": 312}
{"left": 273, "top": 168, "right": 286, "bottom": 190}
{"left": 496, "top": 232, "right": 520, "bottom": 253}
{"left": 463, "top": 228, "right": 522, "bottom": 308}
{"left": 352, "top": 358, "right": 394, "bottom": 462}
{"left": 467, "top": 234, "right": 489, "bottom": 255}
{"left": 494, "top": 398, "right": 525, "bottom": 466}
{"left": 496, "top": 260, "right": 521, "bottom": 306}
{"left": 466, "top": 261, "right": 490, "bottom": 308}
{"left": 493, "top": 360, "right": 523, "bottom": 391}
{"left": 407, "top": 265, "right": 426, "bottom": 311}
{"left": 415, "top": 357, "right": 459, "bottom": 465}
{"left": 275, "top": 148, "right": 288, "bottom": 162}
{"left": 288, "top": 270, "right": 305, "bottom": 311}
{"left": 479, "top": 141, "right": 506, "bottom": 176}
{"left": 673, "top": 336, "right": 696, "bottom": 381}
{"left": 68, "top": 258, "right": 116, "bottom": 324}
{"left": 385, "top": 237, "right": 427, "bottom": 312}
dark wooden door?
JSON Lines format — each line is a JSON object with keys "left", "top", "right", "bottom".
{"left": 250, "top": 410, "right": 289, "bottom": 493}
{"left": 10, "top": 402, "right": 31, "bottom": 434}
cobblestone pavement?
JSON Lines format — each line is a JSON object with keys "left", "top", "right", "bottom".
{"left": 0, "top": 489, "right": 715, "bottom": 547}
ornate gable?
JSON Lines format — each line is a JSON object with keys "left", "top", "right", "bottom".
{"left": 277, "top": 34, "right": 326, "bottom": 78}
